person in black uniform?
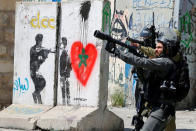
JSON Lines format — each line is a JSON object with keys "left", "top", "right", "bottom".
{"left": 106, "top": 28, "right": 179, "bottom": 131}
{"left": 59, "top": 37, "right": 72, "bottom": 105}
{"left": 30, "top": 34, "right": 52, "bottom": 104}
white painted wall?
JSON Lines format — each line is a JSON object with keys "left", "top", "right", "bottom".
{"left": 13, "top": 2, "right": 57, "bottom": 105}
{"left": 57, "top": 0, "right": 103, "bottom": 106}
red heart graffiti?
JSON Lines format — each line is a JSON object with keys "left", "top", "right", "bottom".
{"left": 71, "top": 41, "right": 97, "bottom": 86}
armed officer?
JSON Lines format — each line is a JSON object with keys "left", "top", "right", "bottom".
{"left": 130, "top": 25, "right": 157, "bottom": 131}
{"left": 130, "top": 29, "right": 182, "bottom": 131}
{"left": 105, "top": 28, "right": 179, "bottom": 131}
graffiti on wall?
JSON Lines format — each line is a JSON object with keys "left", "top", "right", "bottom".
{"left": 70, "top": 1, "right": 98, "bottom": 88}
{"left": 109, "top": 8, "right": 129, "bottom": 90}
{"left": 130, "top": 11, "right": 172, "bottom": 38}
{"left": 180, "top": 11, "right": 193, "bottom": 47}
{"left": 111, "top": 9, "right": 129, "bottom": 42}
{"left": 108, "top": 8, "right": 129, "bottom": 106}
{"left": 109, "top": 59, "right": 125, "bottom": 86}
{"left": 59, "top": 37, "right": 72, "bottom": 105}
{"left": 71, "top": 41, "right": 97, "bottom": 86}
{"left": 102, "top": 1, "right": 111, "bottom": 33}
{"left": 30, "top": 33, "right": 55, "bottom": 104}
{"left": 7, "top": 106, "right": 44, "bottom": 115}
{"left": 66, "top": 1, "right": 99, "bottom": 104}
{"left": 13, "top": 77, "right": 29, "bottom": 96}
{"left": 181, "top": 45, "right": 196, "bottom": 63}
{"left": 179, "top": 2, "right": 196, "bottom": 48}
{"left": 132, "top": 0, "right": 172, "bottom": 8}
{"left": 30, "top": 12, "right": 55, "bottom": 29}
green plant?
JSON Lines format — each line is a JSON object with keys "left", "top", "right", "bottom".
{"left": 111, "top": 89, "right": 124, "bottom": 107}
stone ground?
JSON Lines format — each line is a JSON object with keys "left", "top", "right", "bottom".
{"left": 109, "top": 106, "right": 196, "bottom": 131}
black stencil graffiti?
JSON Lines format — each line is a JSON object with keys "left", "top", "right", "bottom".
{"left": 60, "top": 37, "right": 72, "bottom": 105}
{"left": 111, "top": 9, "right": 129, "bottom": 54}
{"left": 80, "top": 1, "right": 91, "bottom": 21}
{"left": 111, "top": 10, "right": 128, "bottom": 41}
{"left": 30, "top": 34, "right": 54, "bottom": 104}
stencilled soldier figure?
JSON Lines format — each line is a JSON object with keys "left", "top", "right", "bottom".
{"left": 59, "top": 37, "right": 72, "bottom": 105}
{"left": 30, "top": 34, "right": 54, "bottom": 104}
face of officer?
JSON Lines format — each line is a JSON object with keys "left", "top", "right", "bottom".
{"left": 155, "top": 42, "right": 163, "bottom": 57}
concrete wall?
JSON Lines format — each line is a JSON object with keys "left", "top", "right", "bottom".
{"left": 57, "top": 1, "right": 103, "bottom": 106}
{"left": 13, "top": 2, "right": 57, "bottom": 105}
{"left": 173, "top": 0, "right": 196, "bottom": 109}
{"left": 11, "top": 0, "right": 110, "bottom": 107}
{"left": 0, "top": 0, "right": 196, "bottom": 109}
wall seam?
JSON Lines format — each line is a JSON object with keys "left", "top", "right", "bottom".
{"left": 53, "top": 2, "right": 62, "bottom": 106}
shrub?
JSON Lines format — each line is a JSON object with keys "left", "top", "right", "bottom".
{"left": 111, "top": 89, "right": 124, "bottom": 107}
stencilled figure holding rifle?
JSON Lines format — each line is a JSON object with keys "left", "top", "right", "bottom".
{"left": 30, "top": 33, "right": 55, "bottom": 104}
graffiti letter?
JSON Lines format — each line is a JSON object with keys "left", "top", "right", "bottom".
{"left": 102, "top": 2, "right": 111, "bottom": 33}
{"left": 41, "top": 18, "right": 48, "bottom": 28}
{"left": 48, "top": 18, "right": 55, "bottom": 29}
{"left": 180, "top": 11, "right": 193, "bottom": 47}
{"left": 30, "top": 17, "right": 37, "bottom": 28}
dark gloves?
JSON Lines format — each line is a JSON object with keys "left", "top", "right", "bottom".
{"left": 105, "top": 42, "right": 116, "bottom": 53}
{"left": 105, "top": 42, "right": 120, "bottom": 57}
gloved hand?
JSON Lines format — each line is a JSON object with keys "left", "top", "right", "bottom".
{"left": 105, "top": 42, "right": 120, "bottom": 57}
{"left": 113, "top": 48, "right": 120, "bottom": 57}
{"left": 105, "top": 42, "right": 116, "bottom": 54}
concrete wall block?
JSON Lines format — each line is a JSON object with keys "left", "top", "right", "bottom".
{"left": 58, "top": 1, "right": 103, "bottom": 107}
{"left": 36, "top": 106, "right": 98, "bottom": 130}
{"left": 0, "top": 104, "right": 52, "bottom": 130}
{"left": 0, "top": 0, "right": 16, "bottom": 11}
{"left": 4, "top": 28, "right": 15, "bottom": 43}
{"left": 0, "top": 12, "right": 10, "bottom": 27}
{"left": 13, "top": 2, "right": 57, "bottom": 105}
{"left": 36, "top": 106, "right": 123, "bottom": 131}
{"left": 77, "top": 109, "right": 124, "bottom": 131}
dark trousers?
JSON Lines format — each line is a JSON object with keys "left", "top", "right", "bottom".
{"left": 31, "top": 73, "right": 46, "bottom": 104}
{"left": 141, "top": 106, "right": 174, "bottom": 131}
